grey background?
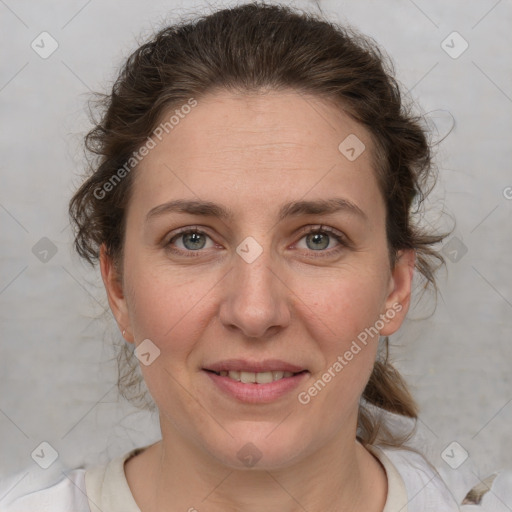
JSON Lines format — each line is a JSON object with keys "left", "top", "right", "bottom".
{"left": 1, "top": 0, "right": 511, "bottom": 502}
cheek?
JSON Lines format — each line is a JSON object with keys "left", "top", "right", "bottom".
{"left": 123, "top": 265, "right": 217, "bottom": 411}
{"left": 291, "top": 269, "right": 388, "bottom": 398}
{"left": 124, "top": 258, "right": 219, "bottom": 355}
{"left": 295, "top": 267, "right": 389, "bottom": 344}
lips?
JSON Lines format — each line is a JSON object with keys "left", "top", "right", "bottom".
{"left": 203, "top": 365, "right": 309, "bottom": 403}
{"left": 203, "top": 358, "right": 307, "bottom": 374}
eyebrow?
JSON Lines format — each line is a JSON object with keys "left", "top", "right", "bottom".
{"left": 145, "top": 197, "right": 367, "bottom": 224}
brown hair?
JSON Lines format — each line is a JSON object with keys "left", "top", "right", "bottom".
{"left": 69, "top": 1, "right": 451, "bottom": 449}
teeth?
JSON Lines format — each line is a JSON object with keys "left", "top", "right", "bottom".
{"left": 240, "top": 371, "right": 256, "bottom": 383}
{"left": 217, "top": 370, "right": 296, "bottom": 383}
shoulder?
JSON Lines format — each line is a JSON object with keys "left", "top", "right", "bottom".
{"left": 0, "top": 467, "right": 90, "bottom": 512}
{"left": 460, "top": 470, "right": 512, "bottom": 511}
{"left": 369, "top": 444, "right": 512, "bottom": 511}
{"left": 0, "top": 445, "right": 145, "bottom": 512}
{"left": 84, "top": 446, "right": 143, "bottom": 512}
{"left": 368, "top": 444, "right": 460, "bottom": 510}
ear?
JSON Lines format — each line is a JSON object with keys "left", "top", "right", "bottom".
{"left": 99, "top": 244, "right": 134, "bottom": 343}
{"left": 379, "top": 249, "right": 416, "bottom": 337}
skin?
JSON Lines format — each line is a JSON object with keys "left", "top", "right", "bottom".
{"left": 100, "top": 89, "right": 416, "bottom": 512}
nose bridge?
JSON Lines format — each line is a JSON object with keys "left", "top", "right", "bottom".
{"left": 219, "top": 238, "right": 290, "bottom": 338}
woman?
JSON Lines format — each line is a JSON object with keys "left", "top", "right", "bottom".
{"left": 2, "top": 2, "right": 508, "bottom": 511}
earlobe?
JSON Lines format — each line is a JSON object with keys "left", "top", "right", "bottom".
{"left": 379, "top": 249, "right": 416, "bottom": 337}
{"left": 99, "top": 244, "right": 134, "bottom": 343}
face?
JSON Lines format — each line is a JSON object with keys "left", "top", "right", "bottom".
{"left": 101, "top": 89, "right": 415, "bottom": 470}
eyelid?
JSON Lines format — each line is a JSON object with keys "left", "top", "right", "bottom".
{"left": 293, "top": 224, "right": 349, "bottom": 245}
{"left": 164, "top": 224, "right": 351, "bottom": 256}
{"left": 291, "top": 225, "right": 351, "bottom": 256}
{"left": 165, "top": 225, "right": 217, "bottom": 248}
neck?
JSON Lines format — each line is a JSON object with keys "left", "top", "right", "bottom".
{"left": 125, "top": 426, "right": 387, "bottom": 512}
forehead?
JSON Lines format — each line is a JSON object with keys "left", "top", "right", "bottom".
{"left": 153, "top": 89, "right": 370, "bottom": 164}
{"left": 131, "top": 89, "right": 383, "bottom": 222}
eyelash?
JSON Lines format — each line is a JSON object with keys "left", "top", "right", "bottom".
{"left": 165, "top": 225, "right": 349, "bottom": 258}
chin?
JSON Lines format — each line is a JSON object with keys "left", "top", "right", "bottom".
{"left": 204, "top": 425, "right": 310, "bottom": 471}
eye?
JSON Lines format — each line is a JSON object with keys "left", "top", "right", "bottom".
{"left": 294, "top": 226, "right": 347, "bottom": 256}
{"left": 166, "top": 228, "right": 215, "bottom": 254}
{"left": 164, "top": 225, "right": 349, "bottom": 258}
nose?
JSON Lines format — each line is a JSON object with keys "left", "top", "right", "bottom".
{"left": 218, "top": 246, "right": 291, "bottom": 339}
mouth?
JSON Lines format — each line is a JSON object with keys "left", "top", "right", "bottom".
{"left": 203, "top": 368, "right": 308, "bottom": 384}
{"left": 202, "top": 366, "right": 310, "bottom": 403}
{"left": 201, "top": 359, "right": 309, "bottom": 402}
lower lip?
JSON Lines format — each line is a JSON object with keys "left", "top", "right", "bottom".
{"left": 203, "top": 370, "right": 309, "bottom": 403}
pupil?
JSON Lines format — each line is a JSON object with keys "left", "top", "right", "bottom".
{"left": 184, "top": 232, "right": 205, "bottom": 250}
{"left": 181, "top": 232, "right": 330, "bottom": 251}
{"left": 307, "top": 232, "right": 329, "bottom": 250}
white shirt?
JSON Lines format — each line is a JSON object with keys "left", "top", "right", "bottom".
{"left": 1, "top": 444, "right": 509, "bottom": 511}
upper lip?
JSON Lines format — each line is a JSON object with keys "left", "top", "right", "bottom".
{"left": 203, "top": 359, "right": 307, "bottom": 373}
